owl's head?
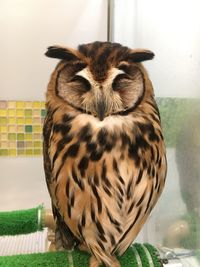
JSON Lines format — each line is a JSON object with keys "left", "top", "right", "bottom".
{"left": 45, "top": 41, "right": 154, "bottom": 121}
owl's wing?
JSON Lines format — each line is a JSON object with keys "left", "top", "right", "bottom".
{"left": 43, "top": 109, "right": 78, "bottom": 250}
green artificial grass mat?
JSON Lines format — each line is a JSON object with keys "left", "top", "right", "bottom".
{"left": 0, "top": 244, "right": 163, "bottom": 267}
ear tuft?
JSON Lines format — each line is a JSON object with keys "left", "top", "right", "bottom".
{"left": 45, "top": 45, "right": 79, "bottom": 61}
{"left": 126, "top": 50, "right": 155, "bottom": 63}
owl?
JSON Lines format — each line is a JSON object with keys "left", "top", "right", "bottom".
{"left": 43, "top": 41, "right": 167, "bottom": 267}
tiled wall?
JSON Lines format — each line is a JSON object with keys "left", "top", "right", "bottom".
{"left": 0, "top": 101, "right": 46, "bottom": 156}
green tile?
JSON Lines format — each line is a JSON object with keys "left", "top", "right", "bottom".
{"left": 8, "top": 133, "right": 16, "bottom": 140}
{"left": 0, "top": 149, "right": 8, "bottom": 156}
{"left": 25, "top": 125, "right": 33, "bottom": 133}
{"left": 17, "top": 133, "right": 24, "bottom": 141}
{"left": 25, "top": 109, "right": 32, "bottom": 117}
{"left": 0, "top": 117, "right": 7, "bottom": 125}
{"left": 41, "top": 109, "right": 46, "bottom": 117}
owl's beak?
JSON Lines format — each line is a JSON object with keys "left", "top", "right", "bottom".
{"left": 96, "top": 100, "right": 106, "bottom": 121}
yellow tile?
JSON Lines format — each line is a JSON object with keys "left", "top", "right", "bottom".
{"left": 8, "top": 109, "right": 16, "bottom": 116}
{"left": 33, "top": 101, "right": 41, "bottom": 108}
{"left": 34, "top": 141, "right": 41, "bottom": 147}
{"left": 0, "top": 109, "right": 7, "bottom": 116}
{"left": 33, "top": 117, "right": 40, "bottom": 124}
{"left": 0, "top": 133, "right": 7, "bottom": 140}
{"left": 16, "top": 101, "right": 25, "bottom": 108}
{"left": 17, "top": 125, "right": 24, "bottom": 132}
{"left": 8, "top": 117, "right": 16, "bottom": 124}
{"left": 41, "top": 102, "right": 46, "bottom": 109}
{"left": 16, "top": 117, "right": 25, "bottom": 124}
{"left": 0, "top": 141, "right": 8, "bottom": 148}
{"left": 25, "top": 133, "right": 32, "bottom": 140}
{"left": 8, "top": 125, "right": 16, "bottom": 132}
{"left": 8, "top": 101, "right": 16, "bottom": 108}
{"left": 33, "top": 125, "right": 42, "bottom": 133}
{"left": 0, "top": 126, "right": 7, "bottom": 133}
{"left": 25, "top": 117, "right": 33, "bottom": 124}
{"left": 33, "top": 110, "right": 40, "bottom": 116}
{"left": 9, "top": 141, "right": 16, "bottom": 148}
{"left": 25, "top": 102, "right": 32, "bottom": 108}
{"left": 9, "top": 149, "right": 17, "bottom": 156}
{"left": 16, "top": 109, "right": 25, "bottom": 117}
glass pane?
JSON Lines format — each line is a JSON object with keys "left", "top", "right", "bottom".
{"left": 113, "top": 0, "right": 200, "bottom": 263}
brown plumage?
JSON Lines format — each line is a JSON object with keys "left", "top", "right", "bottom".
{"left": 43, "top": 41, "right": 167, "bottom": 267}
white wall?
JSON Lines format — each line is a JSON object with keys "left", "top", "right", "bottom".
{"left": 0, "top": 0, "right": 107, "bottom": 100}
{"left": 113, "top": 0, "right": 200, "bottom": 98}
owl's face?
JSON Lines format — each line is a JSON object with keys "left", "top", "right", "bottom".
{"left": 46, "top": 42, "right": 154, "bottom": 120}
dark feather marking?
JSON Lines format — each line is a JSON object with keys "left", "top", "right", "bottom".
{"left": 150, "top": 147, "right": 155, "bottom": 161}
{"left": 102, "top": 161, "right": 112, "bottom": 188}
{"left": 158, "top": 158, "right": 162, "bottom": 168}
{"left": 117, "top": 183, "right": 124, "bottom": 196}
{"left": 142, "top": 159, "right": 147, "bottom": 169}
{"left": 106, "top": 208, "right": 120, "bottom": 227}
{"left": 67, "top": 203, "right": 71, "bottom": 218}
{"left": 136, "top": 170, "right": 143, "bottom": 185}
{"left": 94, "top": 174, "right": 99, "bottom": 186}
{"left": 52, "top": 135, "right": 73, "bottom": 165}
{"left": 96, "top": 220, "right": 105, "bottom": 235}
{"left": 155, "top": 146, "right": 160, "bottom": 164}
{"left": 90, "top": 149, "right": 103, "bottom": 161}
{"left": 72, "top": 166, "right": 85, "bottom": 191}
{"left": 145, "top": 186, "right": 154, "bottom": 214}
{"left": 90, "top": 203, "right": 96, "bottom": 222}
{"left": 66, "top": 179, "right": 70, "bottom": 198}
{"left": 78, "top": 156, "right": 89, "bottom": 177}
{"left": 86, "top": 142, "right": 97, "bottom": 152}
{"left": 151, "top": 166, "right": 155, "bottom": 177}
{"left": 155, "top": 173, "right": 159, "bottom": 189}
{"left": 113, "top": 207, "right": 142, "bottom": 253}
{"left": 62, "top": 114, "right": 74, "bottom": 124}
{"left": 113, "top": 158, "right": 125, "bottom": 186}
{"left": 70, "top": 192, "right": 75, "bottom": 207}
{"left": 103, "top": 185, "right": 112, "bottom": 197}
{"left": 136, "top": 189, "right": 146, "bottom": 207}
{"left": 99, "top": 234, "right": 107, "bottom": 242}
{"left": 127, "top": 179, "right": 133, "bottom": 199}
{"left": 128, "top": 201, "right": 135, "bottom": 214}
{"left": 147, "top": 165, "right": 152, "bottom": 176}
{"left": 79, "top": 124, "right": 92, "bottom": 142}
{"left": 78, "top": 223, "right": 83, "bottom": 236}
{"left": 109, "top": 233, "right": 116, "bottom": 246}
{"left": 81, "top": 210, "right": 86, "bottom": 227}
{"left": 105, "top": 142, "right": 114, "bottom": 151}
{"left": 128, "top": 143, "right": 140, "bottom": 167}
{"left": 53, "top": 123, "right": 71, "bottom": 136}
{"left": 67, "top": 143, "right": 80, "bottom": 157}
{"left": 91, "top": 185, "right": 102, "bottom": 213}
{"left": 97, "top": 240, "right": 105, "bottom": 251}
{"left": 97, "top": 128, "right": 107, "bottom": 146}
{"left": 121, "top": 133, "right": 131, "bottom": 147}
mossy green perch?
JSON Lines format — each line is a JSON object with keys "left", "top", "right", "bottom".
{"left": 0, "top": 205, "right": 44, "bottom": 236}
{"left": 0, "top": 244, "right": 162, "bottom": 267}
{"left": 0, "top": 207, "right": 163, "bottom": 266}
